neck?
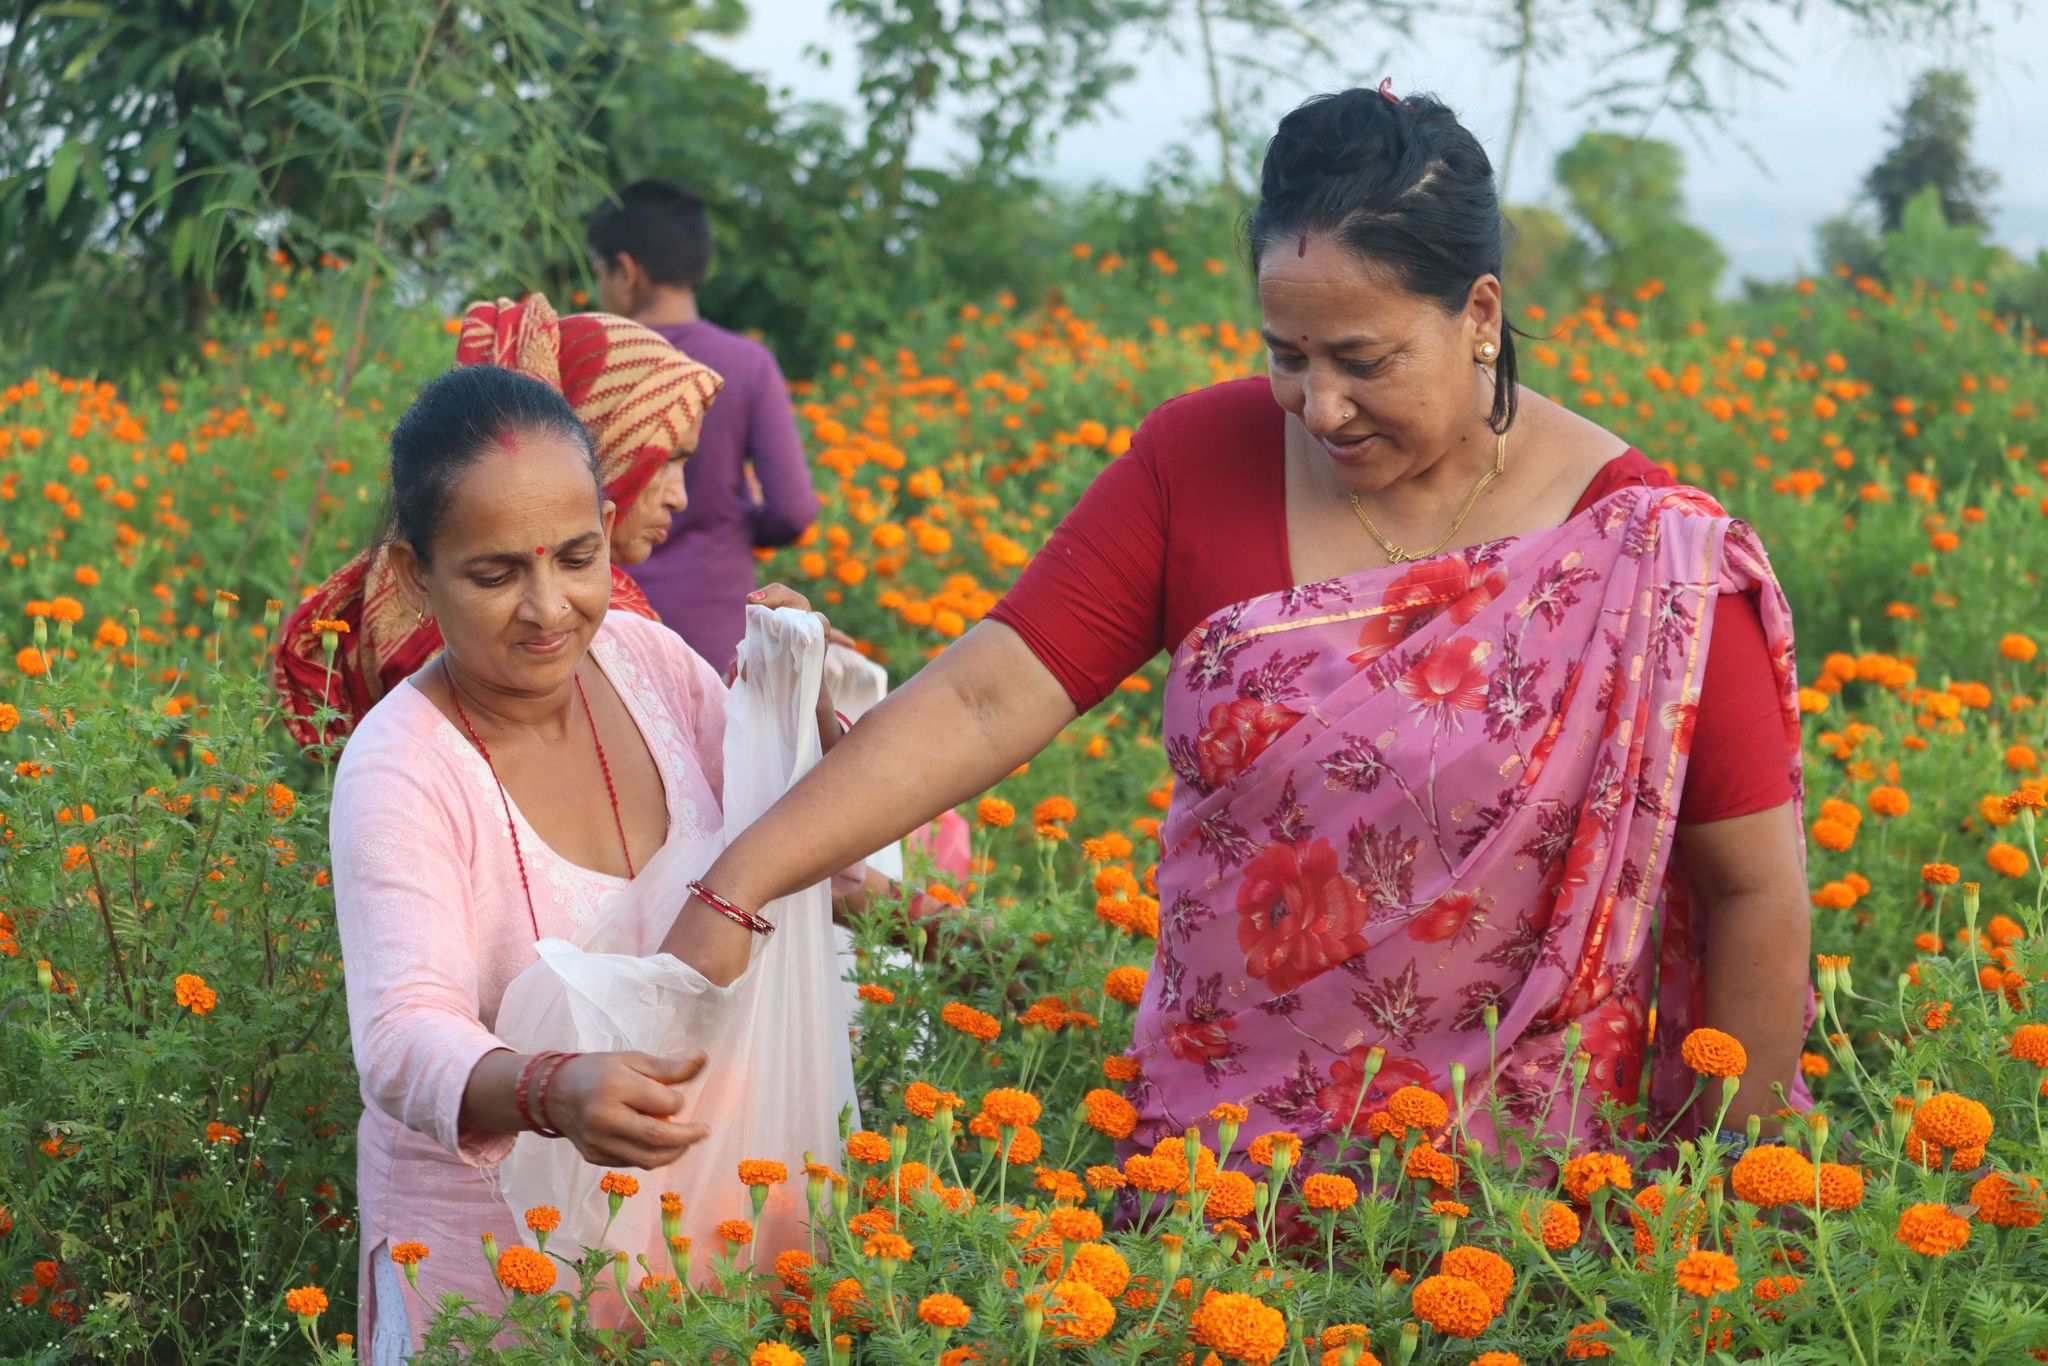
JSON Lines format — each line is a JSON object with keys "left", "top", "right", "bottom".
{"left": 441, "top": 655, "right": 580, "bottom": 742}
{"left": 631, "top": 286, "right": 700, "bottom": 329}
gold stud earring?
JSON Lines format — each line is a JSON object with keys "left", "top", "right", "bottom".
{"left": 1478, "top": 341, "right": 1499, "bottom": 362}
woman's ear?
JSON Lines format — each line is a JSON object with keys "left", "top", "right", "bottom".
{"left": 387, "top": 538, "right": 430, "bottom": 618}
{"left": 1465, "top": 273, "right": 1504, "bottom": 344}
{"left": 600, "top": 498, "right": 619, "bottom": 541}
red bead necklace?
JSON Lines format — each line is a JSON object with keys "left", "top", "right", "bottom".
{"left": 448, "top": 665, "right": 637, "bottom": 939}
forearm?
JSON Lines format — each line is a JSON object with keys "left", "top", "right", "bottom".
{"left": 1699, "top": 888, "right": 1811, "bottom": 1125}
{"left": 458, "top": 1048, "right": 528, "bottom": 1135}
{"left": 661, "top": 623, "right": 1075, "bottom": 980}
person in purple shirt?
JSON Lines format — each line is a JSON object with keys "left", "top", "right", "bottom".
{"left": 587, "top": 178, "right": 820, "bottom": 673}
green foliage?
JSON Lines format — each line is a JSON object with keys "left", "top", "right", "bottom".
{"left": 1864, "top": 68, "right": 1999, "bottom": 233}
{"left": 1554, "top": 132, "right": 1725, "bottom": 314}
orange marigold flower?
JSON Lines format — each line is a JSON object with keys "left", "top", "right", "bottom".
{"left": 1032, "top": 796, "right": 1077, "bottom": 827}
{"left": 862, "top": 1231, "right": 913, "bottom": 1262}
{"left": 750, "top": 1344, "right": 803, "bottom": 1366}
{"left": 981, "top": 1087, "right": 1042, "bottom": 1129}
{"left": 1103, "top": 965, "right": 1148, "bottom": 1006}
{"left": 496, "top": 1246, "right": 556, "bottom": 1295}
{"left": 846, "top": 1130, "right": 892, "bottom": 1164}
{"left": 389, "top": 1241, "right": 428, "bottom": 1266}
{"left": 1203, "top": 1169, "right": 1257, "bottom": 1220}
{"left": 1062, "top": 1242, "right": 1132, "bottom": 1299}
{"left": 1730, "top": 1145, "right": 1813, "bottom": 1208}
{"left": 1674, "top": 1249, "right": 1739, "bottom": 1297}
{"left": 919, "top": 1292, "right": 971, "bottom": 1328}
{"left": 1868, "top": 785, "right": 1910, "bottom": 816}
{"left": 173, "top": 972, "right": 217, "bottom": 1015}
{"left": 1922, "top": 862, "right": 1961, "bottom": 885}
{"left": 523, "top": 1205, "right": 560, "bottom": 1233}
{"left": 1190, "top": 1289, "right": 1288, "bottom": 1363}
{"left": 1083, "top": 1088, "right": 1138, "bottom": 1140}
{"left": 857, "top": 983, "right": 896, "bottom": 1005}
{"left": 739, "top": 1159, "right": 788, "bottom": 1187}
{"left": 904, "top": 1080, "right": 961, "bottom": 1118}
{"left": 1911, "top": 1092, "right": 1993, "bottom": 1151}
{"left": 1679, "top": 1027, "right": 1747, "bottom": 1078}
{"left": 1988, "top": 842, "right": 2031, "bottom": 878}
{"left": 1044, "top": 1279, "right": 1117, "bottom": 1345}
{"left": 1561, "top": 1152, "right": 1633, "bottom": 1204}
{"left": 598, "top": 1171, "right": 639, "bottom": 1198}
{"left": 1085, "top": 1164, "right": 1127, "bottom": 1190}
{"left": 1103, "top": 1055, "right": 1141, "bottom": 1082}
{"left": 1245, "top": 1131, "right": 1301, "bottom": 1167}
{"left": 774, "top": 1248, "right": 813, "bottom": 1293}
{"left": 1816, "top": 1163, "right": 1864, "bottom": 1211}
{"left": 1538, "top": 1200, "right": 1582, "bottom": 1249}
{"left": 1470, "top": 1355, "right": 1523, "bottom": 1366}
{"left": 1410, "top": 1274, "right": 1494, "bottom": 1338}
{"left": 1303, "top": 1172, "right": 1359, "bottom": 1211}
{"left": 1969, "top": 1171, "right": 2045, "bottom": 1229}
{"left": 284, "top": 1285, "right": 328, "bottom": 1317}
{"left": 1405, "top": 1143, "right": 1458, "bottom": 1188}
{"left": 1432, "top": 1199, "right": 1470, "bottom": 1218}
{"left": 1564, "top": 1320, "right": 1614, "bottom": 1358}
{"left": 939, "top": 1001, "right": 1000, "bottom": 1042}
{"left": 1441, "top": 1245, "right": 1514, "bottom": 1313}
{"left": 717, "top": 1219, "right": 754, "bottom": 1247}
{"left": 1049, "top": 1207, "right": 1103, "bottom": 1242}
{"left": 1386, "top": 1084, "right": 1450, "bottom": 1131}
{"left": 976, "top": 796, "right": 1014, "bottom": 827}
{"left": 1895, "top": 1202, "right": 1972, "bottom": 1256}
{"left": 2013, "top": 1024, "right": 2048, "bottom": 1067}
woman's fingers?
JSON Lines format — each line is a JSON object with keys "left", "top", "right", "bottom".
{"left": 747, "top": 582, "right": 812, "bottom": 613}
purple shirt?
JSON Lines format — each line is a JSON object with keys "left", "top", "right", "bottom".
{"left": 627, "top": 320, "right": 819, "bottom": 672}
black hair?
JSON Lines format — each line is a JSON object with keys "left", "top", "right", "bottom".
{"left": 586, "top": 178, "right": 715, "bottom": 290}
{"left": 1247, "top": 88, "right": 1519, "bottom": 434}
{"left": 386, "top": 365, "right": 598, "bottom": 561}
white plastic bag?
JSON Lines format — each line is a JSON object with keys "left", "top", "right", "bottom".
{"left": 494, "top": 606, "right": 858, "bottom": 1279}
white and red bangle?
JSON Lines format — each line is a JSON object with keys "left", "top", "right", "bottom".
{"left": 688, "top": 880, "right": 776, "bottom": 936}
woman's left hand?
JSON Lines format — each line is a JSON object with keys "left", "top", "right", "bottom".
{"left": 746, "top": 582, "right": 845, "bottom": 746}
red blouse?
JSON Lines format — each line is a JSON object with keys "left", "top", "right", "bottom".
{"left": 989, "top": 376, "right": 1792, "bottom": 824}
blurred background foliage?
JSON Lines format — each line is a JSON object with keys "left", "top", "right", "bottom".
{"left": 1, "top": 0, "right": 2042, "bottom": 385}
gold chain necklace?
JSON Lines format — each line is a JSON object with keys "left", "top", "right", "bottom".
{"left": 1348, "top": 429, "right": 1509, "bottom": 564}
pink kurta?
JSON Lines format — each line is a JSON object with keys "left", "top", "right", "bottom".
{"left": 330, "top": 611, "right": 726, "bottom": 1350}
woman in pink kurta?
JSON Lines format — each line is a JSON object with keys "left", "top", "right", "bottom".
{"left": 333, "top": 606, "right": 725, "bottom": 1352}
{"left": 653, "top": 85, "right": 1814, "bottom": 1181}
{"left": 328, "top": 360, "right": 850, "bottom": 1358}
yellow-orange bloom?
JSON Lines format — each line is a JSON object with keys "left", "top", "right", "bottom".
{"left": 1044, "top": 1279, "right": 1117, "bottom": 1345}
{"left": 598, "top": 1172, "right": 639, "bottom": 1198}
{"left": 284, "top": 1285, "right": 328, "bottom": 1318}
{"left": 1674, "top": 1250, "right": 1739, "bottom": 1297}
{"left": 738, "top": 1159, "right": 788, "bottom": 1187}
{"left": 1730, "top": 1145, "right": 1813, "bottom": 1209}
{"left": 1386, "top": 1085, "right": 1449, "bottom": 1131}
{"left": 1816, "top": 1163, "right": 1865, "bottom": 1211}
{"left": 1083, "top": 1088, "right": 1138, "bottom": 1140}
{"left": 918, "top": 1292, "right": 971, "bottom": 1328}
{"left": 1302, "top": 1172, "right": 1359, "bottom": 1211}
{"left": 976, "top": 796, "right": 1014, "bottom": 827}
{"left": 2013, "top": 1024, "right": 2048, "bottom": 1066}
{"left": 496, "top": 1246, "right": 556, "bottom": 1295}
{"left": 981, "top": 1087, "right": 1042, "bottom": 1129}
{"left": 1440, "top": 1246, "right": 1514, "bottom": 1313}
{"left": 846, "top": 1130, "right": 891, "bottom": 1164}
{"left": 1104, "top": 965, "right": 1148, "bottom": 1006}
{"left": 1895, "top": 1202, "right": 1972, "bottom": 1256}
{"left": 1190, "top": 1289, "right": 1288, "bottom": 1363}
{"left": 1679, "top": 1027, "right": 1747, "bottom": 1078}
{"left": 1969, "top": 1171, "right": 2044, "bottom": 1229}
{"left": 1911, "top": 1092, "right": 1993, "bottom": 1150}
{"left": 1410, "top": 1274, "right": 1494, "bottom": 1338}
{"left": 1560, "top": 1152, "right": 1633, "bottom": 1204}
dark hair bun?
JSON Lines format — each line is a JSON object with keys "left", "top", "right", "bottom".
{"left": 1248, "top": 88, "right": 1518, "bottom": 433}
{"left": 387, "top": 365, "right": 598, "bottom": 560}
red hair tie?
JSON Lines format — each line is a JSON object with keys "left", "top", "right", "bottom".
{"left": 1378, "top": 77, "right": 1400, "bottom": 106}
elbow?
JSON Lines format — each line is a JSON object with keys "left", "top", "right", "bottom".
{"left": 753, "top": 504, "right": 817, "bottom": 548}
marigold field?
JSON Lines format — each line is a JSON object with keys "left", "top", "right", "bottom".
{"left": 2, "top": 249, "right": 2046, "bottom": 1364}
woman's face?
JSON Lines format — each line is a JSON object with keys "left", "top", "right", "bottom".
{"left": 609, "top": 443, "right": 695, "bottom": 565}
{"left": 398, "top": 427, "right": 616, "bottom": 696}
{"left": 1258, "top": 232, "right": 1501, "bottom": 493}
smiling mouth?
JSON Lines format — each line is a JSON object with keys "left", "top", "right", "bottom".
{"left": 519, "top": 633, "right": 571, "bottom": 655}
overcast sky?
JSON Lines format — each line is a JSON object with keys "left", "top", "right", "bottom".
{"left": 707, "top": 0, "right": 2046, "bottom": 282}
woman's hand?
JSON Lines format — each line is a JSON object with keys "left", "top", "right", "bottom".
{"left": 545, "top": 1051, "right": 710, "bottom": 1170}
{"left": 745, "top": 581, "right": 847, "bottom": 748}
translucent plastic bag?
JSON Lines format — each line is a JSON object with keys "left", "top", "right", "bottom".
{"left": 495, "top": 606, "right": 857, "bottom": 1278}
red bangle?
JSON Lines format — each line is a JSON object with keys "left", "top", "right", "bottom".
{"left": 516, "top": 1056, "right": 565, "bottom": 1138}
{"left": 834, "top": 710, "right": 852, "bottom": 735}
{"left": 688, "top": 880, "right": 776, "bottom": 936}
{"left": 533, "top": 1051, "right": 580, "bottom": 1139}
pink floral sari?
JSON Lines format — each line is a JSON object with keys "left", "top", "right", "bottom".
{"left": 1128, "top": 483, "right": 1804, "bottom": 1161}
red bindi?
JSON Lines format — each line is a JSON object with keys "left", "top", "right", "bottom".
{"left": 534, "top": 545, "right": 546, "bottom": 557}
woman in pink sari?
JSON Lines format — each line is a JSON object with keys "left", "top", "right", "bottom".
{"left": 656, "top": 86, "right": 1811, "bottom": 1164}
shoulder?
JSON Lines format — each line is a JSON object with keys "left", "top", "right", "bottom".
{"left": 331, "top": 687, "right": 464, "bottom": 826}
{"left": 1141, "top": 376, "right": 1281, "bottom": 446}
{"left": 698, "top": 322, "right": 783, "bottom": 379}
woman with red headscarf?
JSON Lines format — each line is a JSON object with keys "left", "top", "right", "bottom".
{"left": 274, "top": 295, "right": 722, "bottom": 749}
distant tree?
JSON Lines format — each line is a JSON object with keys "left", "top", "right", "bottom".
{"left": 1554, "top": 133, "right": 1724, "bottom": 312}
{"left": 1814, "top": 211, "right": 1885, "bottom": 281}
{"left": 1864, "top": 68, "right": 1999, "bottom": 232}
{"left": 1501, "top": 204, "right": 1591, "bottom": 320}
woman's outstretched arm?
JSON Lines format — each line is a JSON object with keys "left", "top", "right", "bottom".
{"left": 1677, "top": 799, "right": 1811, "bottom": 1127}
{"left": 661, "top": 619, "right": 1080, "bottom": 983}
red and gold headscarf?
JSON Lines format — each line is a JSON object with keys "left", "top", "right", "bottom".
{"left": 272, "top": 294, "right": 723, "bottom": 749}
